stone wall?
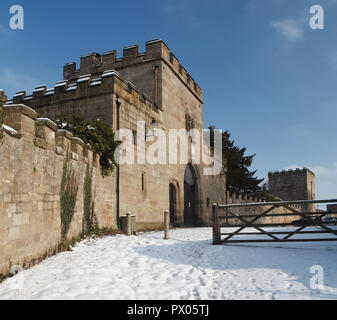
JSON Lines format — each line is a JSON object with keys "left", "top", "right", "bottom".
{"left": 219, "top": 192, "right": 303, "bottom": 226}
{"left": 0, "top": 101, "right": 114, "bottom": 275}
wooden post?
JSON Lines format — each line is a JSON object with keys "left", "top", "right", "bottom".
{"left": 164, "top": 210, "right": 169, "bottom": 240}
{"left": 126, "top": 212, "right": 132, "bottom": 236}
{"left": 212, "top": 204, "right": 221, "bottom": 245}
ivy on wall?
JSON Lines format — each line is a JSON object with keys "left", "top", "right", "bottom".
{"left": 60, "top": 152, "right": 79, "bottom": 242}
{"left": 82, "top": 164, "right": 98, "bottom": 235}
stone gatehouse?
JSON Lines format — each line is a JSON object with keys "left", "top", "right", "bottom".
{"left": 6, "top": 39, "right": 227, "bottom": 228}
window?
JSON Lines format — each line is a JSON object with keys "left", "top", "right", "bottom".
{"left": 185, "top": 113, "right": 195, "bottom": 131}
{"left": 141, "top": 172, "right": 146, "bottom": 191}
{"left": 132, "top": 130, "right": 136, "bottom": 145}
{"left": 185, "top": 113, "right": 191, "bottom": 131}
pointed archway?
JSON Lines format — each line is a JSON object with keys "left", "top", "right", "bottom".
{"left": 169, "top": 183, "right": 177, "bottom": 226}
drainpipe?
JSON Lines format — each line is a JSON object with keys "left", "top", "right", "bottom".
{"left": 116, "top": 97, "right": 121, "bottom": 228}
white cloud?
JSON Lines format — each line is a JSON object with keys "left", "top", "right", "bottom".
{"left": 282, "top": 163, "right": 337, "bottom": 201}
{"left": 271, "top": 18, "right": 304, "bottom": 41}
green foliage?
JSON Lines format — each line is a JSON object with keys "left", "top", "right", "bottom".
{"left": 262, "top": 184, "right": 281, "bottom": 202}
{"left": 82, "top": 164, "right": 98, "bottom": 235}
{"left": 52, "top": 114, "right": 121, "bottom": 176}
{"left": 209, "top": 126, "right": 264, "bottom": 194}
{"left": 60, "top": 152, "right": 79, "bottom": 242}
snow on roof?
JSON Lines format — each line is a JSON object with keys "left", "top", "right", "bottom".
{"left": 81, "top": 53, "right": 97, "bottom": 58}
{"left": 77, "top": 76, "right": 91, "bottom": 83}
{"left": 102, "top": 51, "right": 115, "bottom": 56}
{"left": 90, "top": 81, "right": 102, "bottom": 87}
{"left": 14, "top": 92, "right": 25, "bottom": 97}
{"left": 54, "top": 82, "right": 68, "bottom": 88}
{"left": 66, "top": 86, "right": 77, "bottom": 92}
{"left": 43, "top": 88, "right": 54, "bottom": 96}
{"left": 146, "top": 38, "right": 162, "bottom": 45}
{"left": 33, "top": 87, "right": 47, "bottom": 93}
{"left": 2, "top": 124, "right": 18, "bottom": 134}
{"left": 102, "top": 71, "right": 119, "bottom": 78}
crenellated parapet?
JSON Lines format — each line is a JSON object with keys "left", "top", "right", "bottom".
{"left": 268, "top": 167, "right": 315, "bottom": 177}
{"left": 5, "top": 70, "right": 158, "bottom": 114}
{"left": 63, "top": 39, "right": 202, "bottom": 101}
{"left": 226, "top": 191, "right": 265, "bottom": 204}
{"left": 2, "top": 104, "right": 100, "bottom": 168}
{"left": 226, "top": 191, "right": 305, "bottom": 211}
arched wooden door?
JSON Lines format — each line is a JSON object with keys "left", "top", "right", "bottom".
{"left": 184, "top": 164, "right": 197, "bottom": 226}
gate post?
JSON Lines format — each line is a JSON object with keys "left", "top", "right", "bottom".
{"left": 212, "top": 204, "right": 221, "bottom": 245}
{"left": 126, "top": 212, "right": 132, "bottom": 236}
{"left": 164, "top": 210, "right": 170, "bottom": 240}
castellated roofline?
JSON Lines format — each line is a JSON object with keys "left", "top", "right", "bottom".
{"left": 5, "top": 70, "right": 160, "bottom": 113}
{"left": 268, "top": 167, "right": 315, "bottom": 176}
{"left": 226, "top": 191, "right": 265, "bottom": 204}
{"left": 1, "top": 104, "right": 100, "bottom": 168}
{"left": 62, "top": 39, "right": 202, "bottom": 100}
{"left": 225, "top": 190, "right": 304, "bottom": 209}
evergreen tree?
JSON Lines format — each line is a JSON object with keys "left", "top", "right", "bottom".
{"left": 209, "top": 126, "right": 264, "bottom": 194}
{"left": 53, "top": 114, "right": 121, "bottom": 176}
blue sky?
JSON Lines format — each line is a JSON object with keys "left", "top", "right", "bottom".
{"left": 0, "top": 0, "right": 336, "bottom": 201}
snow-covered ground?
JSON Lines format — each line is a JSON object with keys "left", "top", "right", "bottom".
{"left": 0, "top": 227, "right": 337, "bottom": 300}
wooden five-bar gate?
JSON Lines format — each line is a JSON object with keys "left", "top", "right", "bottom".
{"left": 212, "top": 199, "right": 337, "bottom": 245}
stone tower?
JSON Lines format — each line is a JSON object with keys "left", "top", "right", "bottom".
{"left": 62, "top": 39, "right": 203, "bottom": 133}
{"left": 268, "top": 168, "right": 315, "bottom": 211}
